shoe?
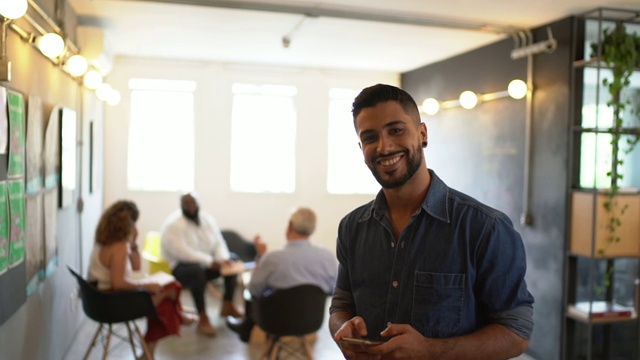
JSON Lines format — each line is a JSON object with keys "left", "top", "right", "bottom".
{"left": 220, "top": 301, "right": 244, "bottom": 318}
{"left": 197, "top": 322, "right": 217, "bottom": 337}
{"left": 180, "top": 312, "right": 198, "bottom": 325}
{"left": 225, "top": 316, "right": 252, "bottom": 343}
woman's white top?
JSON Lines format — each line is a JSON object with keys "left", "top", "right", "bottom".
{"left": 88, "top": 243, "right": 133, "bottom": 290}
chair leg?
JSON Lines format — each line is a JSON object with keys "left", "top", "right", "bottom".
{"left": 102, "top": 324, "right": 113, "bottom": 360}
{"left": 124, "top": 321, "right": 138, "bottom": 358}
{"left": 132, "top": 320, "right": 153, "bottom": 360}
{"left": 261, "top": 336, "right": 280, "bottom": 360}
{"left": 302, "top": 337, "right": 314, "bottom": 360}
{"left": 269, "top": 341, "right": 280, "bottom": 360}
{"left": 83, "top": 323, "right": 103, "bottom": 360}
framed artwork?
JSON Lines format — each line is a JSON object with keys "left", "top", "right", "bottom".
{"left": 59, "top": 108, "right": 77, "bottom": 208}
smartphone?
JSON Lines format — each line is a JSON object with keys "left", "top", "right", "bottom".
{"left": 341, "top": 337, "right": 384, "bottom": 346}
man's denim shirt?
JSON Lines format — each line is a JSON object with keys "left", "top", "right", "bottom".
{"left": 330, "top": 170, "right": 534, "bottom": 340}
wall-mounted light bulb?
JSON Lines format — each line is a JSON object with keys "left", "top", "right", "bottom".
{"left": 106, "top": 89, "right": 121, "bottom": 106}
{"left": 459, "top": 91, "right": 478, "bottom": 109}
{"left": 65, "top": 55, "right": 88, "bottom": 77}
{"left": 508, "top": 79, "right": 528, "bottom": 99}
{"left": 0, "top": 0, "right": 28, "bottom": 20}
{"left": 421, "top": 98, "right": 440, "bottom": 116}
{"left": 96, "top": 83, "right": 112, "bottom": 101}
{"left": 37, "top": 33, "right": 65, "bottom": 58}
{"left": 83, "top": 70, "right": 102, "bottom": 89}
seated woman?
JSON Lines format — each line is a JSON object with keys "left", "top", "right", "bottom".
{"left": 88, "top": 200, "right": 196, "bottom": 360}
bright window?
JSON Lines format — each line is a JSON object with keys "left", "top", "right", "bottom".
{"left": 327, "top": 88, "right": 380, "bottom": 194}
{"left": 127, "top": 79, "right": 196, "bottom": 191}
{"left": 230, "top": 83, "right": 297, "bottom": 193}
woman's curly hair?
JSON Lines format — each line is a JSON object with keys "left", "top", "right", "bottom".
{"left": 95, "top": 200, "right": 139, "bottom": 245}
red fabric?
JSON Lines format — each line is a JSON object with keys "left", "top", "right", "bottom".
{"left": 144, "top": 281, "right": 186, "bottom": 343}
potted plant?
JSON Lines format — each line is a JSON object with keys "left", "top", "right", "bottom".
{"left": 589, "top": 22, "right": 640, "bottom": 289}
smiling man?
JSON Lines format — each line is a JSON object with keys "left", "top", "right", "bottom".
{"left": 329, "top": 84, "right": 534, "bottom": 359}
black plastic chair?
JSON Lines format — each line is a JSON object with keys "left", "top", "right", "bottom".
{"left": 67, "top": 265, "right": 157, "bottom": 360}
{"left": 253, "top": 284, "right": 327, "bottom": 360}
{"left": 222, "top": 229, "right": 257, "bottom": 263}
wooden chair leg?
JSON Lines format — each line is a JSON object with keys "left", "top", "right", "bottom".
{"left": 261, "top": 338, "right": 275, "bottom": 360}
{"left": 83, "top": 323, "right": 103, "bottom": 360}
{"left": 269, "top": 341, "right": 280, "bottom": 360}
{"left": 124, "top": 321, "right": 138, "bottom": 358}
{"left": 303, "top": 337, "right": 314, "bottom": 360}
{"left": 132, "top": 320, "right": 153, "bottom": 360}
{"left": 102, "top": 324, "right": 113, "bottom": 360}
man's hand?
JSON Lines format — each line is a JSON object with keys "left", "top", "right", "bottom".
{"left": 210, "top": 261, "right": 221, "bottom": 271}
{"left": 334, "top": 316, "right": 381, "bottom": 360}
{"left": 253, "top": 234, "right": 267, "bottom": 256}
{"left": 365, "top": 323, "right": 432, "bottom": 359}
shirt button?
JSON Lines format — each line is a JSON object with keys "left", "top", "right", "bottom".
{"left": 401, "top": 242, "right": 404, "bottom": 248}
{"left": 391, "top": 242, "right": 395, "bottom": 248}
{"left": 392, "top": 281, "right": 398, "bottom": 288}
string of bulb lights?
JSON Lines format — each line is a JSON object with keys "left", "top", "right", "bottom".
{"left": 419, "top": 78, "right": 529, "bottom": 116}
{"left": 0, "top": 0, "right": 121, "bottom": 106}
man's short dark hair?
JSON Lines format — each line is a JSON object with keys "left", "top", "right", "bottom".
{"left": 351, "top": 84, "right": 421, "bottom": 129}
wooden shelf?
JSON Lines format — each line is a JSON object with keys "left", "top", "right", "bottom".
{"left": 567, "top": 302, "right": 637, "bottom": 324}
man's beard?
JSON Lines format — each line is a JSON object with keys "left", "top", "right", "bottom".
{"left": 369, "top": 143, "right": 422, "bottom": 189}
{"left": 183, "top": 209, "right": 200, "bottom": 225}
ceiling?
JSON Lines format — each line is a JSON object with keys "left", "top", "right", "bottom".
{"left": 67, "top": 0, "right": 640, "bottom": 73}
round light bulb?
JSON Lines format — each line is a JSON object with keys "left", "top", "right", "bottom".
{"left": 106, "top": 89, "right": 121, "bottom": 106}
{"left": 508, "top": 79, "right": 528, "bottom": 100}
{"left": 459, "top": 91, "right": 478, "bottom": 109}
{"left": 96, "top": 83, "right": 112, "bottom": 101}
{"left": 65, "top": 55, "right": 88, "bottom": 77}
{"left": 37, "top": 33, "right": 65, "bottom": 58}
{"left": 421, "top": 98, "right": 440, "bottom": 116}
{"left": 83, "top": 70, "right": 103, "bottom": 89}
{"left": 0, "top": 0, "right": 28, "bottom": 19}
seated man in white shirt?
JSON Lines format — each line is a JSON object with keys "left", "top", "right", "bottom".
{"left": 160, "top": 192, "right": 243, "bottom": 336}
{"left": 226, "top": 207, "right": 338, "bottom": 342}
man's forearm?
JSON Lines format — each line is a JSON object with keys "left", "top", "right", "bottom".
{"left": 329, "top": 310, "right": 353, "bottom": 337}
{"left": 426, "top": 324, "right": 528, "bottom": 360}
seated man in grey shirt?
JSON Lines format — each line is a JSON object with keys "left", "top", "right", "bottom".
{"left": 226, "top": 207, "right": 337, "bottom": 342}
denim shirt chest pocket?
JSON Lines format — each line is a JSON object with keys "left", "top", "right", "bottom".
{"left": 411, "top": 271, "right": 464, "bottom": 338}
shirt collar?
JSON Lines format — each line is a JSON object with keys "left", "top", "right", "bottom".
{"left": 284, "top": 239, "right": 311, "bottom": 248}
{"left": 363, "top": 169, "right": 451, "bottom": 224}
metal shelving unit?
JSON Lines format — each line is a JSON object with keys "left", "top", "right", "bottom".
{"left": 564, "top": 7, "right": 640, "bottom": 360}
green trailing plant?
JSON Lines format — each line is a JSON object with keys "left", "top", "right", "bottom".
{"left": 589, "top": 22, "right": 640, "bottom": 290}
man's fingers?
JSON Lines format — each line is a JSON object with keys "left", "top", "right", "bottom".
{"left": 380, "top": 323, "right": 409, "bottom": 337}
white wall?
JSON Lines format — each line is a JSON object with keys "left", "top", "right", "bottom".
{"left": 103, "top": 57, "right": 398, "bottom": 254}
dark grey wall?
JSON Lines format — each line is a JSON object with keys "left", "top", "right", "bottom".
{"left": 402, "top": 17, "right": 574, "bottom": 360}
